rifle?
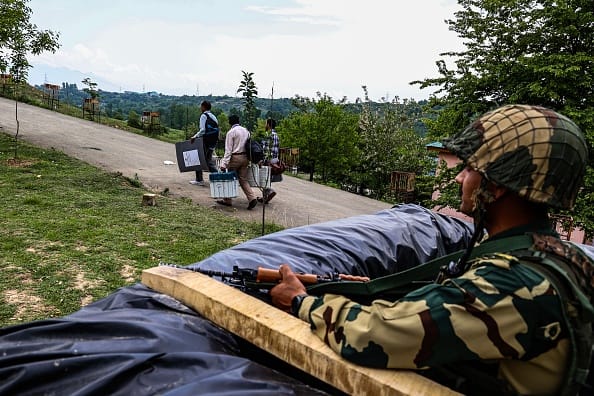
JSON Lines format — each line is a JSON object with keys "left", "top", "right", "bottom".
{"left": 158, "top": 262, "right": 368, "bottom": 292}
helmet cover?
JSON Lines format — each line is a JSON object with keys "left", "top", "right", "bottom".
{"left": 443, "top": 105, "right": 588, "bottom": 209}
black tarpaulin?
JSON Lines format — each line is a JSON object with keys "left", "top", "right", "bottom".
{"left": 192, "top": 203, "right": 474, "bottom": 278}
{"left": 0, "top": 204, "right": 492, "bottom": 395}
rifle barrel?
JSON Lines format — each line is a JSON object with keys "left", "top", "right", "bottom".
{"left": 158, "top": 263, "right": 368, "bottom": 286}
{"left": 158, "top": 263, "right": 234, "bottom": 278}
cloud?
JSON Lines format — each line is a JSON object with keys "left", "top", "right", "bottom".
{"left": 245, "top": 4, "right": 340, "bottom": 26}
{"left": 30, "top": 0, "right": 463, "bottom": 101}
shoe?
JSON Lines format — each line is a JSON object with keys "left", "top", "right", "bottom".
{"left": 216, "top": 200, "right": 232, "bottom": 207}
{"left": 264, "top": 191, "right": 276, "bottom": 204}
{"left": 190, "top": 180, "right": 205, "bottom": 186}
{"left": 247, "top": 199, "right": 258, "bottom": 210}
{"left": 256, "top": 197, "right": 271, "bottom": 205}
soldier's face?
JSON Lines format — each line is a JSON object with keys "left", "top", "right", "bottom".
{"left": 455, "top": 166, "right": 483, "bottom": 215}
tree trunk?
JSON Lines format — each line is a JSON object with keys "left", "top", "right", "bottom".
{"left": 14, "top": 83, "right": 19, "bottom": 159}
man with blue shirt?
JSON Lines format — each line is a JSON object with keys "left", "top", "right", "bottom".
{"left": 189, "top": 101, "right": 219, "bottom": 186}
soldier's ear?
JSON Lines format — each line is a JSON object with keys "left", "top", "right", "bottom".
{"left": 484, "top": 181, "right": 508, "bottom": 202}
{"left": 492, "top": 184, "right": 508, "bottom": 201}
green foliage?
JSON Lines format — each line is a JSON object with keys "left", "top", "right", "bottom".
{"left": 8, "top": 79, "right": 440, "bottom": 211}
{"left": 280, "top": 93, "right": 359, "bottom": 182}
{"left": 127, "top": 110, "right": 142, "bottom": 129}
{"left": 237, "top": 70, "right": 259, "bottom": 131}
{"left": 358, "top": 86, "right": 434, "bottom": 200}
{"left": 215, "top": 111, "right": 229, "bottom": 135}
{"left": 81, "top": 77, "right": 98, "bottom": 99}
{"left": 1, "top": 0, "right": 60, "bottom": 159}
{"left": 425, "top": 161, "right": 463, "bottom": 210}
{"left": 0, "top": 132, "right": 281, "bottom": 325}
{"left": 125, "top": 172, "right": 142, "bottom": 188}
{"left": 29, "top": 84, "right": 298, "bottom": 131}
{"left": 0, "top": 0, "right": 60, "bottom": 82}
{"left": 414, "top": 0, "right": 594, "bottom": 237}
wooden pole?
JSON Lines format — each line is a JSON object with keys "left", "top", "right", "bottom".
{"left": 141, "top": 266, "right": 459, "bottom": 396}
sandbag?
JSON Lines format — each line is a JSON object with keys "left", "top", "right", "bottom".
{"left": 192, "top": 203, "right": 474, "bottom": 279}
{"left": 0, "top": 204, "right": 493, "bottom": 396}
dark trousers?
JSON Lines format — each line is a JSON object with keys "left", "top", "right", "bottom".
{"left": 222, "top": 154, "right": 256, "bottom": 203}
{"left": 195, "top": 146, "right": 218, "bottom": 181}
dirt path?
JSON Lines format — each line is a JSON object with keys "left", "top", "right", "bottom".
{"left": 0, "top": 97, "right": 392, "bottom": 228}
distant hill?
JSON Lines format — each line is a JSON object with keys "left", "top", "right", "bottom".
{"left": 33, "top": 81, "right": 298, "bottom": 130}
{"left": 28, "top": 65, "right": 121, "bottom": 93}
{"left": 31, "top": 74, "right": 428, "bottom": 135}
{"left": 28, "top": 64, "right": 297, "bottom": 127}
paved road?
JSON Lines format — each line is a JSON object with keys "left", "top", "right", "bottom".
{"left": 0, "top": 97, "right": 391, "bottom": 228}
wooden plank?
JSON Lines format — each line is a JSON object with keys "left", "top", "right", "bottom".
{"left": 142, "top": 266, "right": 460, "bottom": 396}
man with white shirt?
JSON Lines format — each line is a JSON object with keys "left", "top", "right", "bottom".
{"left": 218, "top": 114, "right": 257, "bottom": 209}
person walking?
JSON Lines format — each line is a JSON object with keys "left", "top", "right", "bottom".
{"left": 218, "top": 114, "right": 257, "bottom": 210}
{"left": 189, "top": 101, "right": 219, "bottom": 186}
{"left": 271, "top": 105, "right": 594, "bottom": 395}
{"left": 258, "top": 118, "right": 280, "bottom": 204}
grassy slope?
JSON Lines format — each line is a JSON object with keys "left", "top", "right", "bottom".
{"left": 0, "top": 132, "right": 281, "bottom": 326}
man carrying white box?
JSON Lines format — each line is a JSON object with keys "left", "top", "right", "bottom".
{"left": 218, "top": 114, "right": 258, "bottom": 210}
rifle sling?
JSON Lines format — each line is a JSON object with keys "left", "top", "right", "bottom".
{"left": 306, "top": 234, "right": 534, "bottom": 298}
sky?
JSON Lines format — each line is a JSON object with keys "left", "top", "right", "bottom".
{"left": 28, "top": 0, "right": 464, "bottom": 102}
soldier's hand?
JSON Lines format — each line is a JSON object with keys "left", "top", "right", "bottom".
{"left": 190, "top": 137, "right": 196, "bottom": 144}
{"left": 270, "top": 264, "right": 307, "bottom": 313}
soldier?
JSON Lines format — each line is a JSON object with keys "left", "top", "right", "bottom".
{"left": 270, "top": 105, "right": 593, "bottom": 395}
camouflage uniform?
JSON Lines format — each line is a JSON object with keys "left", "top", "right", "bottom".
{"left": 297, "top": 229, "right": 588, "bottom": 394}
{"left": 295, "top": 105, "right": 593, "bottom": 395}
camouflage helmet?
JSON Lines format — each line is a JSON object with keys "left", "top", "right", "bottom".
{"left": 443, "top": 104, "right": 588, "bottom": 209}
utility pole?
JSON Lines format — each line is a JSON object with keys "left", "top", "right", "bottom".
{"left": 269, "top": 82, "right": 274, "bottom": 115}
{"left": 261, "top": 82, "right": 275, "bottom": 236}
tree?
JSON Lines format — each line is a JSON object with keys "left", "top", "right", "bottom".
{"left": 127, "top": 110, "right": 142, "bottom": 129}
{"left": 236, "top": 70, "right": 259, "bottom": 131}
{"left": 0, "top": 0, "right": 60, "bottom": 79}
{"left": 81, "top": 77, "right": 98, "bottom": 99}
{"left": 280, "top": 94, "right": 359, "bottom": 182}
{"left": 414, "top": 0, "right": 594, "bottom": 237}
{"left": 358, "top": 86, "right": 435, "bottom": 200}
{"left": 0, "top": 0, "right": 60, "bottom": 158}
{"left": 168, "top": 103, "right": 186, "bottom": 129}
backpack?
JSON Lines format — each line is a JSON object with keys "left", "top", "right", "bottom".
{"left": 245, "top": 133, "right": 264, "bottom": 163}
{"left": 203, "top": 113, "right": 219, "bottom": 148}
{"left": 203, "top": 113, "right": 219, "bottom": 136}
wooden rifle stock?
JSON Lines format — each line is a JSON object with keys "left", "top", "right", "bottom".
{"left": 256, "top": 267, "right": 319, "bottom": 285}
